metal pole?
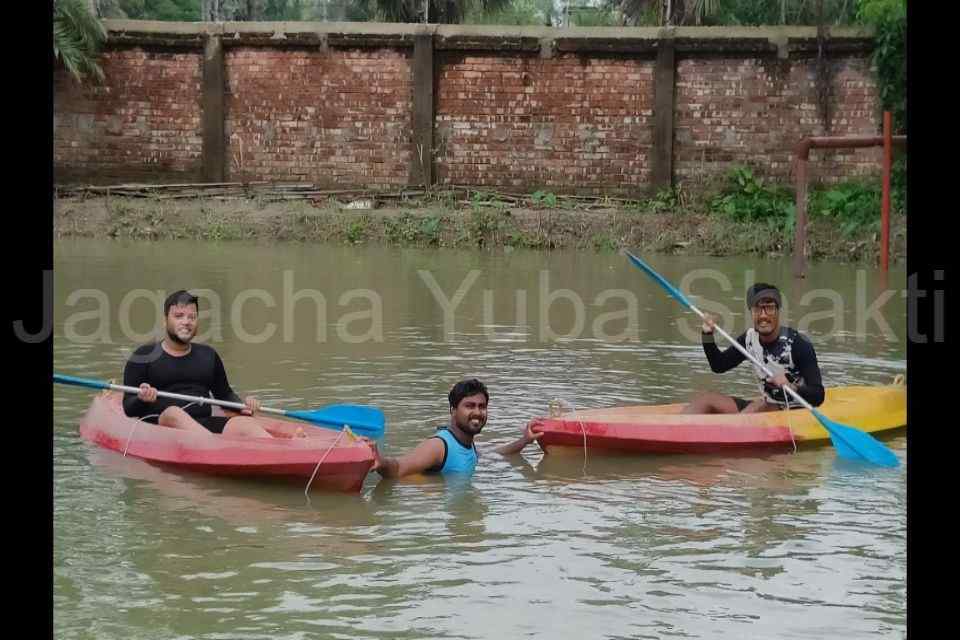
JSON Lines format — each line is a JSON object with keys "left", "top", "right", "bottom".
{"left": 881, "top": 111, "right": 892, "bottom": 272}
{"left": 793, "top": 133, "right": 906, "bottom": 278}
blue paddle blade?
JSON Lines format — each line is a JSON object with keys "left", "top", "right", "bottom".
{"left": 813, "top": 409, "right": 900, "bottom": 468}
{"left": 621, "top": 251, "right": 901, "bottom": 470}
{"left": 286, "top": 405, "right": 386, "bottom": 437}
{"left": 624, "top": 251, "right": 695, "bottom": 310}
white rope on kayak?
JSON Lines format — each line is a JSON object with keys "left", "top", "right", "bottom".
{"left": 123, "top": 414, "right": 159, "bottom": 456}
{"left": 304, "top": 427, "right": 348, "bottom": 497}
{"left": 553, "top": 398, "right": 588, "bottom": 469}
{"left": 781, "top": 386, "right": 797, "bottom": 454}
{"left": 123, "top": 401, "right": 202, "bottom": 456}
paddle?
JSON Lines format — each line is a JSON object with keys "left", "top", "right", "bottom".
{"left": 623, "top": 250, "right": 900, "bottom": 468}
{"left": 54, "top": 373, "right": 386, "bottom": 437}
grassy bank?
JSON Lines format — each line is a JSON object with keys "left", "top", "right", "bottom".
{"left": 53, "top": 175, "right": 906, "bottom": 265}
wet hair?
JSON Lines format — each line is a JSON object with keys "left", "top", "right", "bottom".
{"left": 448, "top": 378, "right": 489, "bottom": 410}
{"left": 746, "top": 282, "right": 781, "bottom": 309}
{"left": 163, "top": 290, "right": 199, "bottom": 316}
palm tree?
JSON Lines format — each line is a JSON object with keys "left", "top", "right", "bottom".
{"left": 54, "top": 0, "right": 107, "bottom": 83}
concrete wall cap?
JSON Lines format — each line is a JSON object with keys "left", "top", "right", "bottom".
{"left": 102, "top": 20, "right": 873, "bottom": 43}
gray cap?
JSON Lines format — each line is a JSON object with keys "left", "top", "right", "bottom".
{"left": 746, "top": 284, "right": 781, "bottom": 308}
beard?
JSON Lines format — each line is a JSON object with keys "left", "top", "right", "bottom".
{"left": 166, "top": 326, "right": 194, "bottom": 346}
{"left": 756, "top": 321, "right": 777, "bottom": 337}
{"left": 454, "top": 414, "right": 486, "bottom": 436}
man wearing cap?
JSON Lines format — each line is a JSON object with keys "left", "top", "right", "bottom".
{"left": 683, "top": 282, "right": 825, "bottom": 414}
{"left": 365, "top": 378, "right": 544, "bottom": 479}
{"left": 122, "top": 289, "right": 274, "bottom": 437}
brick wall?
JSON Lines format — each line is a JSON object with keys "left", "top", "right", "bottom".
{"left": 54, "top": 49, "right": 204, "bottom": 184}
{"left": 225, "top": 48, "right": 413, "bottom": 187}
{"left": 53, "top": 23, "right": 884, "bottom": 192}
{"left": 436, "top": 53, "right": 655, "bottom": 192}
{"left": 674, "top": 56, "right": 881, "bottom": 186}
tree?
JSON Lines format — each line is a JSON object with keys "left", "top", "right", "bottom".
{"left": 262, "top": 0, "right": 305, "bottom": 19}
{"left": 465, "top": 0, "right": 556, "bottom": 25}
{"left": 232, "top": 1, "right": 266, "bottom": 19}
{"left": 857, "top": 0, "right": 906, "bottom": 132}
{"left": 54, "top": 0, "right": 107, "bottom": 83}
{"left": 118, "top": 0, "right": 201, "bottom": 20}
{"left": 309, "top": 0, "right": 375, "bottom": 21}
{"left": 369, "top": 0, "right": 513, "bottom": 24}
{"left": 202, "top": 0, "right": 229, "bottom": 20}
{"left": 612, "top": 0, "right": 859, "bottom": 26}
{"left": 94, "top": 0, "right": 129, "bottom": 17}
{"left": 197, "top": 0, "right": 307, "bottom": 20}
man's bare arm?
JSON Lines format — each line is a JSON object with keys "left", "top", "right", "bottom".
{"left": 493, "top": 419, "right": 545, "bottom": 456}
{"left": 367, "top": 437, "right": 446, "bottom": 478}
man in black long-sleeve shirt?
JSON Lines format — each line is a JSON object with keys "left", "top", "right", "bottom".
{"left": 683, "top": 282, "right": 825, "bottom": 414}
{"left": 123, "top": 290, "right": 273, "bottom": 437}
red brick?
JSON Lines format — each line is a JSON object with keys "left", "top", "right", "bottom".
{"left": 55, "top": 44, "right": 883, "bottom": 190}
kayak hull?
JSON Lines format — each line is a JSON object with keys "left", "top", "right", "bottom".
{"left": 537, "top": 384, "right": 906, "bottom": 456}
{"left": 79, "top": 392, "right": 375, "bottom": 492}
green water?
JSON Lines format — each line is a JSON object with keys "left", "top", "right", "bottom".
{"left": 54, "top": 239, "right": 906, "bottom": 639}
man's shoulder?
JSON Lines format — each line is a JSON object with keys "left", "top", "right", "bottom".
{"left": 130, "top": 342, "right": 160, "bottom": 356}
{"left": 184, "top": 342, "right": 221, "bottom": 361}
{"left": 125, "top": 342, "right": 164, "bottom": 367}
{"left": 427, "top": 431, "right": 448, "bottom": 445}
{"left": 191, "top": 342, "right": 217, "bottom": 355}
{"left": 430, "top": 428, "right": 452, "bottom": 445}
{"left": 783, "top": 327, "right": 815, "bottom": 348}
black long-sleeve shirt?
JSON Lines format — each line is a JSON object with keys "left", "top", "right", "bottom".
{"left": 122, "top": 343, "right": 242, "bottom": 419}
{"left": 702, "top": 328, "right": 825, "bottom": 406}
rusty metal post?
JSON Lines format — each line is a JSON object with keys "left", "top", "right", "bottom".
{"left": 792, "top": 133, "right": 906, "bottom": 278}
{"left": 881, "top": 111, "right": 892, "bottom": 272}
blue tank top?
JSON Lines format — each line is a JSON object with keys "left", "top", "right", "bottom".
{"left": 428, "top": 428, "right": 478, "bottom": 475}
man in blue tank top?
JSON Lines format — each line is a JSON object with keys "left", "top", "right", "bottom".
{"left": 367, "top": 378, "right": 543, "bottom": 478}
{"left": 683, "top": 282, "right": 825, "bottom": 414}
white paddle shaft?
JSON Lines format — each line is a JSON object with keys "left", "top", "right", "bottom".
{"left": 105, "top": 382, "right": 285, "bottom": 416}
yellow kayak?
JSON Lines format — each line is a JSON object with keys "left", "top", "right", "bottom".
{"left": 537, "top": 382, "right": 906, "bottom": 455}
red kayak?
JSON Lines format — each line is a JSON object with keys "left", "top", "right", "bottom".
{"left": 536, "top": 384, "right": 906, "bottom": 456}
{"left": 79, "top": 392, "right": 376, "bottom": 492}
